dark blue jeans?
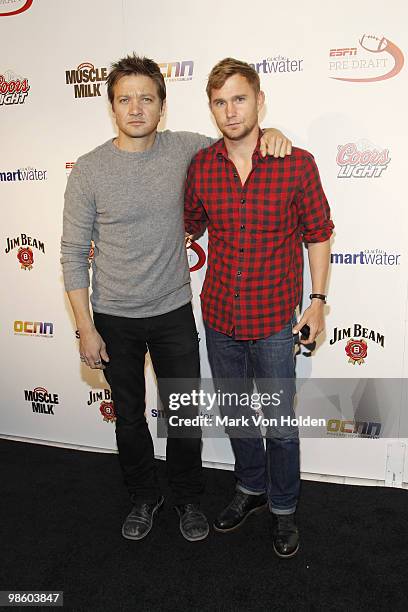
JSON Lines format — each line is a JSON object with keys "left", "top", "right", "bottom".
{"left": 205, "top": 320, "right": 300, "bottom": 515}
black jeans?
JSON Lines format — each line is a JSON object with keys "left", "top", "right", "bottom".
{"left": 93, "top": 302, "right": 203, "bottom": 505}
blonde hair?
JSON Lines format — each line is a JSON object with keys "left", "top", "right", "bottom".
{"left": 206, "top": 58, "right": 260, "bottom": 100}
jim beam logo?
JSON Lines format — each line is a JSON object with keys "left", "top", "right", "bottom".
{"left": 24, "top": 387, "right": 59, "bottom": 415}
{"left": 65, "top": 62, "right": 108, "bottom": 99}
{"left": 5, "top": 233, "right": 45, "bottom": 270}
{"left": 329, "top": 323, "right": 384, "bottom": 365}
{"left": 87, "top": 389, "right": 116, "bottom": 423}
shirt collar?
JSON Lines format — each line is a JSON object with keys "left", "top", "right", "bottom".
{"left": 214, "top": 129, "right": 265, "bottom": 163}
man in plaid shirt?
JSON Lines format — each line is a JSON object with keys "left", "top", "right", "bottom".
{"left": 184, "top": 58, "right": 333, "bottom": 558}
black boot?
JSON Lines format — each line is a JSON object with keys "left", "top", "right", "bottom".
{"left": 272, "top": 513, "right": 299, "bottom": 558}
{"left": 214, "top": 491, "right": 267, "bottom": 532}
{"left": 175, "top": 504, "right": 209, "bottom": 541}
{"left": 122, "top": 496, "right": 164, "bottom": 540}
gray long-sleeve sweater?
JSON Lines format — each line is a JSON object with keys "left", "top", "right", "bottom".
{"left": 61, "top": 131, "right": 214, "bottom": 318}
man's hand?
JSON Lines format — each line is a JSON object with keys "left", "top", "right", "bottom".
{"left": 79, "top": 326, "right": 110, "bottom": 369}
{"left": 185, "top": 232, "right": 195, "bottom": 248}
{"left": 292, "top": 300, "right": 325, "bottom": 345}
{"left": 260, "top": 128, "right": 292, "bottom": 158}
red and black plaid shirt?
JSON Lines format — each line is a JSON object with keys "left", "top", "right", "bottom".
{"left": 184, "top": 135, "right": 334, "bottom": 340}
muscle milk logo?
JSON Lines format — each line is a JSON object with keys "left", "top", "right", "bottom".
{"left": 331, "top": 249, "right": 400, "bottom": 266}
{"left": 249, "top": 55, "right": 303, "bottom": 75}
{"left": 329, "top": 323, "right": 384, "bottom": 365}
{"left": 14, "top": 320, "right": 54, "bottom": 337}
{"left": 24, "top": 387, "right": 59, "bottom": 416}
{"left": 0, "top": 167, "right": 47, "bottom": 181}
{"left": 5, "top": 233, "right": 45, "bottom": 270}
{"left": 158, "top": 61, "right": 194, "bottom": 82}
{"left": 329, "top": 34, "right": 404, "bottom": 82}
{"left": 336, "top": 141, "right": 390, "bottom": 178}
{"left": 87, "top": 389, "right": 116, "bottom": 423}
{"left": 188, "top": 242, "right": 206, "bottom": 272}
{"left": 0, "top": 0, "right": 33, "bottom": 17}
{"left": 65, "top": 62, "right": 108, "bottom": 98}
{"left": 0, "top": 70, "right": 30, "bottom": 105}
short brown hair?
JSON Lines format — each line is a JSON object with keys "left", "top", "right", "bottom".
{"left": 106, "top": 53, "right": 166, "bottom": 106}
{"left": 206, "top": 58, "right": 260, "bottom": 100}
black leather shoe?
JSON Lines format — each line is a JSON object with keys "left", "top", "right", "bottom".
{"left": 272, "top": 513, "right": 299, "bottom": 558}
{"left": 213, "top": 491, "right": 267, "bottom": 533}
{"left": 175, "top": 503, "right": 209, "bottom": 541}
{"left": 122, "top": 496, "right": 164, "bottom": 540}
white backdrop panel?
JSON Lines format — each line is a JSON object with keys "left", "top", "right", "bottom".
{"left": 1, "top": 0, "right": 407, "bottom": 485}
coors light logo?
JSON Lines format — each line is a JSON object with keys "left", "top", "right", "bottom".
{"left": 336, "top": 140, "right": 390, "bottom": 178}
{"left": 0, "top": 70, "right": 30, "bottom": 106}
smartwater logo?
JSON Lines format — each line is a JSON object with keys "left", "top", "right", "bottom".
{"left": 0, "top": 167, "right": 47, "bottom": 181}
{"left": 331, "top": 249, "right": 400, "bottom": 266}
{"left": 249, "top": 56, "right": 303, "bottom": 75}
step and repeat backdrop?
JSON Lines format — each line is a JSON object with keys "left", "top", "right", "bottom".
{"left": 1, "top": 0, "right": 408, "bottom": 486}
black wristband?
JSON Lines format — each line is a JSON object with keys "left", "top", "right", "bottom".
{"left": 309, "top": 293, "right": 326, "bottom": 303}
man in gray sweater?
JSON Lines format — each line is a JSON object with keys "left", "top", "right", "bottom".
{"left": 61, "top": 54, "right": 291, "bottom": 542}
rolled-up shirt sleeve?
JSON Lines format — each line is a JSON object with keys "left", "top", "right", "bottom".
{"left": 60, "top": 162, "right": 96, "bottom": 291}
{"left": 298, "top": 154, "right": 334, "bottom": 243}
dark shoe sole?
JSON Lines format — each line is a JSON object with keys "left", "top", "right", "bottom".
{"left": 213, "top": 502, "right": 268, "bottom": 533}
{"left": 273, "top": 542, "right": 300, "bottom": 558}
{"left": 122, "top": 496, "right": 164, "bottom": 541}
